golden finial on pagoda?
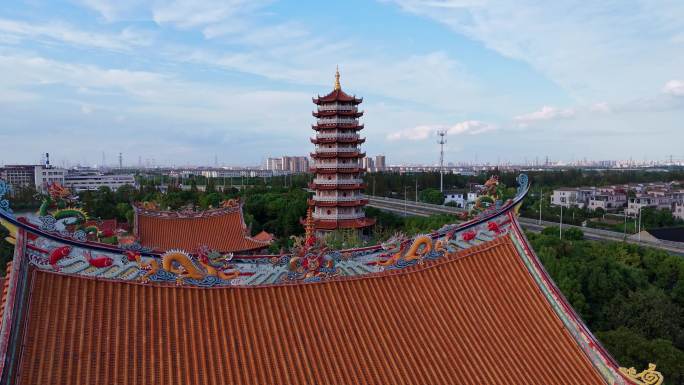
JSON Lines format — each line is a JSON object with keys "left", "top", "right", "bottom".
{"left": 334, "top": 65, "right": 341, "bottom": 90}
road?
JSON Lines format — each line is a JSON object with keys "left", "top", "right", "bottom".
{"left": 366, "top": 196, "right": 684, "bottom": 255}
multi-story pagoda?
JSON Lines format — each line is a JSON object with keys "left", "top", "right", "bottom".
{"left": 309, "top": 68, "right": 375, "bottom": 233}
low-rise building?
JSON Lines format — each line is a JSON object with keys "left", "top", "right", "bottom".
{"left": 34, "top": 165, "right": 67, "bottom": 193}
{"left": 443, "top": 190, "right": 479, "bottom": 209}
{"left": 64, "top": 170, "right": 135, "bottom": 192}
{"left": 550, "top": 187, "right": 595, "bottom": 208}
{"left": 626, "top": 196, "right": 658, "bottom": 216}
{"left": 673, "top": 203, "right": 684, "bottom": 221}
{"left": 444, "top": 191, "right": 465, "bottom": 208}
{"left": 587, "top": 192, "right": 626, "bottom": 212}
{"left": 0, "top": 165, "right": 36, "bottom": 191}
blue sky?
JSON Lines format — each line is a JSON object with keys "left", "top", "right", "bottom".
{"left": 0, "top": 0, "right": 683, "bottom": 167}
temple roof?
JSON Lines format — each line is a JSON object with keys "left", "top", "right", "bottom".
{"left": 312, "top": 89, "right": 362, "bottom": 104}
{"left": 252, "top": 230, "right": 274, "bottom": 242}
{"left": 15, "top": 236, "right": 609, "bottom": 385}
{"left": 134, "top": 204, "right": 270, "bottom": 253}
{"left": 0, "top": 175, "right": 663, "bottom": 385}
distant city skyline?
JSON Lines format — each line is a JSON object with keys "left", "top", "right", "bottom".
{"left": 1, "top": 1, "right": 683, "bottom": 165}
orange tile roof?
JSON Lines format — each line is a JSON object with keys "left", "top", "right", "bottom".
{"left": 252, "top": 230, "right": 274, "bottom": 242}
{"left": 135, "top": 207, "right": 270, "bottom": 253}
{"left": 18, "top": 236, "right": 609, "bottom": 385}
{"left": 313, "top": 88, "right": 362, "bottom": 104}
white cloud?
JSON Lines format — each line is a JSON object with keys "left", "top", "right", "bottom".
{"left": 76, "top": 0, "right": 146, "bottom": 21}
{"left": 514, "top": 106, "right": 575, "bottom": 126}
{"left": 386, "top": 1, "right": 684, "bottom": 103}
{"left": 0, "top": 89, "right": 39, "bottom": 103}
{"left": 447, "top": 120, "right": 496, "bottom": 135}
{"left": 80, "top": 104, "right": 93, "bottom": 114}
{"left": 0, "top": 18, "right": 152, "bottom": 51}
{"left": 589, "top": 102, "right": 612, "bottom": 113}
{"left": 152, "top": 0, "right": 271, "bottom": 29}
{"left": 387, "top": 125, "right": 437, "bottom": 141}
{"left": 663, "top": 80, "right": 684, "bottom": 96}
{"left": 387, "top": 120, "right": 495, "bottom": 141}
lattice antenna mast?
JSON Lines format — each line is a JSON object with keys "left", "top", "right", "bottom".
{"left": 437, "top": 130, "right": 447, "bottom": 192}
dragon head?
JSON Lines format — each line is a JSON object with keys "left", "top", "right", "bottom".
{"left": 382, "top": 232, "right": 408, "bottom": 251}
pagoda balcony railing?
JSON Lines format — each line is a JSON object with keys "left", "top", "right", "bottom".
{"left": 314, "top": 147, "right": 359, "bottom": 153}
{"left": 312, "top": 178, "right": 364, "bottom": 185}
{"left": 309, "top": 198, "right": 369, "bottom": 207}
{"left": 315, "top": 133, "right": 360, "bottom": 140}
{"left": 313, "top": 195, "right": 366, "bottom": 202}
{"left": 317, "top": 118, "right": 358, "bottom": 125}
{"left": 313, "top": 212, "right": 365, "bottom": 220}
{"left": 317, "top": 104, "right": 356, "bottom": 112}
{"left": 313, "top": 163, "right": 360, "bottom": 168}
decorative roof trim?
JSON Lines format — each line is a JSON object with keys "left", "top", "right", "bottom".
{"left": 0, "top": 176, "right": 529, "bottom": 259}
{"left": 133, "top": 202, "right": 242, "bottom": 219}
{"left": 508, "top": 215, "right": 644, "bottom": 385}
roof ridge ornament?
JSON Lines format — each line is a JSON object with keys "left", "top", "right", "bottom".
{"left": 619, "top": 364, "right": 664, "bottom": 385}
{"left": 334, "top": 65, "right": 341, "bottom": 90}
{"left": 0, "top": 180, "right": 13, "bottom": 218}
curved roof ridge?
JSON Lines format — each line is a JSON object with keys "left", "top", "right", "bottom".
{"left": 28, "top": 235, "right": 513, "bottom": 290}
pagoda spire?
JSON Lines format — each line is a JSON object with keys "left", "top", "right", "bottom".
{"left": 334, "top": 65, "right": 341, "bottom": 90}
{"left": 304, "top": 206, "right": 316, "bottom": 245}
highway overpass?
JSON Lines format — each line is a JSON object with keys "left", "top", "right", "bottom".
{"left": 366, "top": 196, "right": 684, "bottom": 256}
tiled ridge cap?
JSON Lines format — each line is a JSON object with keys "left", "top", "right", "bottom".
{"left": 33, "top": 235, "right": 513, "bottom": 290}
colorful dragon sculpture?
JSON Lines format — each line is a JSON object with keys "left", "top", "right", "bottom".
{"left": 471, "top": 175, "right": 506, "bottom": 216}
{"left": 281, "top": 231, "right": 341, "bottom": 281}
{"left": 220, "top": 198, "right": 239, "bottom": 208}
{"left": 133, "top": 248, "right": 240, "bottom": 284}
{"left": 376, "top": 233, "right": 434, "bottom": 266}
{"left": 38, "top": 182, "right": 96, "bottom": 234}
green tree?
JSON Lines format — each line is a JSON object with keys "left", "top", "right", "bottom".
{"left": 0, "top": 226, "right": 13, "bottom": 274}
{"left": 597, "top": 328, "right": 684, "bottom": 385}
{"left": 419, "top": 188, "right": 444, "bottom": 205}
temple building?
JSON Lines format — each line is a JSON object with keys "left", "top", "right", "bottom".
{"left": 0, "top": 175, "right": 665, "bottom": 384}
{"left": 309, "top": 68, "right": 375, "bottom": 233}
{"left": 133, "top": 200, "right": 271, "bottom": 253}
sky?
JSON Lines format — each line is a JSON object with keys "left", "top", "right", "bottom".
{"left": 0, "top": 0, "right": 683, "bottom": 167}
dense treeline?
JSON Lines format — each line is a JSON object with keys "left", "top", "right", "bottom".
{"left": 529, "top": 228, "right": 684, "bottom": 384}
{"left": 77, "top": 181, "right": 311, "bottom": 253}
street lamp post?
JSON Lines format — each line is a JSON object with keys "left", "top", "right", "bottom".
{"left": 623, "top": 208, "right": 627, "bottom": 240}
{"left": 539, "top": 187, "right": 543, "bottom": 225}
{"left": 404, "top": 186, "right": 408, "bottom": 217}
{"left": 559, "top": 204, "right": 563, "bottom": 239}
{"left": 415, "top": 178, "right": 418, "bottom": 203}
{"left": 637, "top": 206, "right": 642, "bottom": 242}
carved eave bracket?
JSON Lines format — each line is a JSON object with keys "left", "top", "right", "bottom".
{"left": 619, "top": 363, "right": 664, "bottom": 385}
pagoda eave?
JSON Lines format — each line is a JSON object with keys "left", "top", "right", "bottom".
{"left": 308, "top": 183, "right": 366, "bottom": 190}
{"left": 313, "top": 111, "right": 363, "bottom": 118}
{"left": 312, "top": 96, "right": 363, "bottom": 105}
{"left": 312, "top": 124, "right": 364, "bottom": 131}
{"left": 308, "top": 198, "right": 369, "bottom": 207}
{"left": 313, "top": 217, "right": 375, "bottom": 230}
{"left": 310, "top": 138, "right": 365, "bottom": 145}
{"left": 310, "top": 167, "right": 363, "bottom": 174}
{"left": 310, "top": 152, "right": 365, "bottom": 159}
